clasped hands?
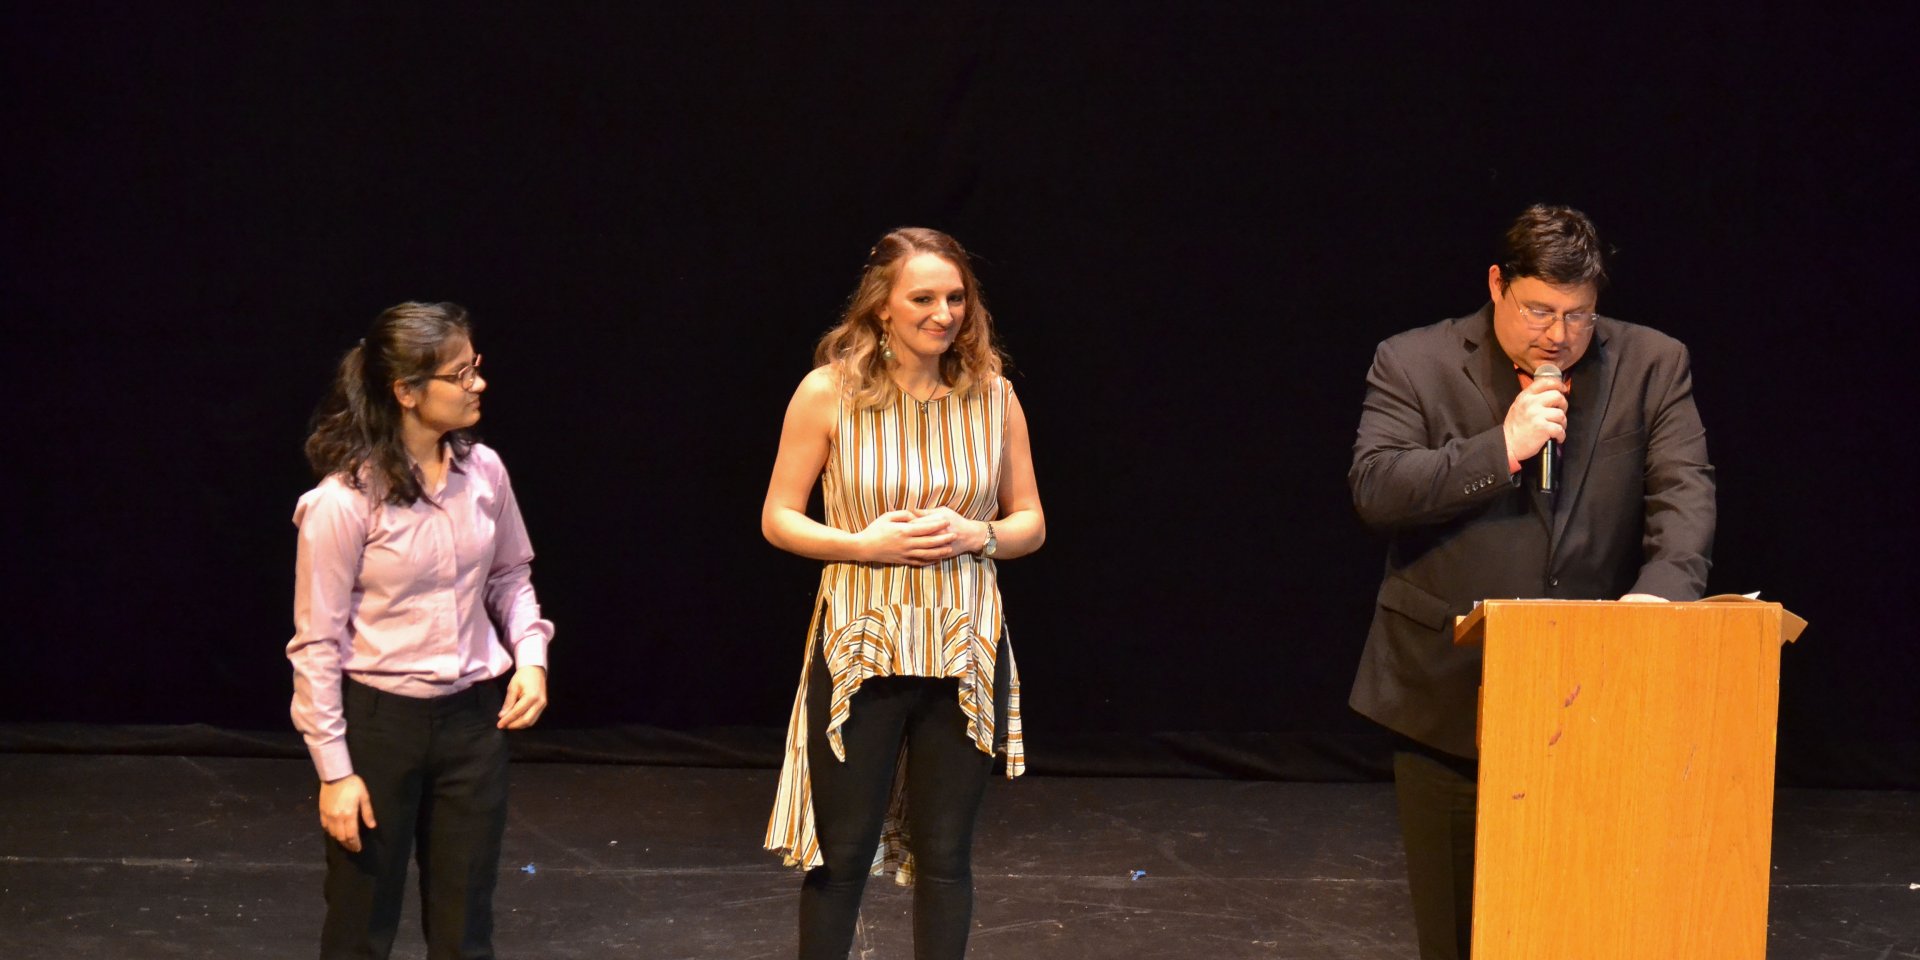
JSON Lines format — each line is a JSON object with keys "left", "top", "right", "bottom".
{"left": 857, "top": 507, "right": 988, "bottom": 566}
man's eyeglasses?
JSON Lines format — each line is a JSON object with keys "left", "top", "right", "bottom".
{"left": 1507, "top": 290, "right": 1597, "bottom": 333}
{"left": 425, "top": 355, "right": 483, "bottom": 391}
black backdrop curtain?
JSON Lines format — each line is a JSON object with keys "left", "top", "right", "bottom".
{"left": 3, "top": 4, "right": 1913, "bottom": 787}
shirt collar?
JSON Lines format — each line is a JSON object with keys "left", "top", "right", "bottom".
{"left": 406, "top": 445, "right": 467, "bottom": 499}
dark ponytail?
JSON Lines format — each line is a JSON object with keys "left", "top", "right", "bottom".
{"left": 304, "top": 302, "right": 475, "bottom": 505}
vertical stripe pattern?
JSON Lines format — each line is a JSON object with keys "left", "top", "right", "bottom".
{"left": 765, "top": 376, "right": 1025, "bottom": 882}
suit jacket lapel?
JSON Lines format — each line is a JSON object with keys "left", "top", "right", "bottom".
{"left": 1461, "top": 305, "right": 1550, "bottom": 533}
{"left": 1551, "top": 320, "right": 1617, "bottom": 548}
{"left": 1459, "top": 304, "right": 1507, "bottom": 426}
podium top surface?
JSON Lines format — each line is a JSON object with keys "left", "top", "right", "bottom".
{"left": 1453, "top": 597, "right": 1806, "bottom": 647}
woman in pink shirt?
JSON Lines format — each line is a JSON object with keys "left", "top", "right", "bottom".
{"left": 288, "top": 301, "right": 553, "bottom": 960}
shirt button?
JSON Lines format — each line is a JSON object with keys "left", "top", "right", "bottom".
{"left": 1549, "top": 577, "right": 1560, "bottom": 588}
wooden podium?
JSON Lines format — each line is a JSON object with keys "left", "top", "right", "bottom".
{"left": 1453, "top": 599, "right": 1805, "bottom": 960}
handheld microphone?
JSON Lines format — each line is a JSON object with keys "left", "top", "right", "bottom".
{"left": 1533, "top": 363, "right": 1564, "bottom": 492}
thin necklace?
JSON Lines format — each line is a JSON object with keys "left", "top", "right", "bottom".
{"left": 898, "top": 379, "right": 949, "bottom": 413}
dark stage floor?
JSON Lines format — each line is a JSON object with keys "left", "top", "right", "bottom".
{"left": 0, "top": 755, "right": 1914, "bottom": 958}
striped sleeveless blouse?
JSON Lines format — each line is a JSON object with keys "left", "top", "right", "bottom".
{"left": 764, "top": 373, "right": 1026, "bottom": 881}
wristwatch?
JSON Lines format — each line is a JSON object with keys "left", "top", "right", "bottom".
{"left": 980, "top": 521, "right": 998, "bottom": 558}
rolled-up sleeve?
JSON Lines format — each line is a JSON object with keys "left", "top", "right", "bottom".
{"left": 483, "top": 465, "right": 553, "bottom": 671}
{"left": 287, "top": 481, "right": 368, "bottom": 781}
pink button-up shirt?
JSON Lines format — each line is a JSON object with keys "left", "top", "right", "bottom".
{"left": 287, "top": 443, "right": 553, "bottom": 781}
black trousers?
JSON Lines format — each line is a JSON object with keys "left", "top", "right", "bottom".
{"left": 320, "top": 678, "right": 510, "bottom": 960}
{"left": 1393, "top": 742, "right": 1480, "bottom": 960}
{"left": 798, "top": 646, "right": 996, "bottom": 960}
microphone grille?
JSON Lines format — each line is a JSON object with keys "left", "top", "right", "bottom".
{"left": 1533, "top": 362, "right": 1564, "bottom": 381}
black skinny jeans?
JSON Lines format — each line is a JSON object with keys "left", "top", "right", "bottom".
{"left": 798, "top": 645, "right": 995, "bottom": 960}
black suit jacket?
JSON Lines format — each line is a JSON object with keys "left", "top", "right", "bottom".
{"left": 1348, "top": 304, "right": 1716, "bottom": 758}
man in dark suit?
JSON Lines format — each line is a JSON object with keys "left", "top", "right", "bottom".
{"left": 1348, "top": 204, "right": 1716, "bottom": 959}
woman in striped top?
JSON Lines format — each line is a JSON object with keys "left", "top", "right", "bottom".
{"left": 762, "top": 227, "right": 1046, "bottom": 959}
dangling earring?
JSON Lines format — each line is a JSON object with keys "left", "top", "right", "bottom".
{"left": 879, "top": 331, "right": 895, "bottom": 362}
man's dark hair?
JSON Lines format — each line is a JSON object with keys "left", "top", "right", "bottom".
{"left": 1497, "top": 204, "right": 1609, "bottom": 291}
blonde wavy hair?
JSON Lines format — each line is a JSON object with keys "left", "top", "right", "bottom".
{"left": 814, "top": 226, "right": 1004, "bottom": 409}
